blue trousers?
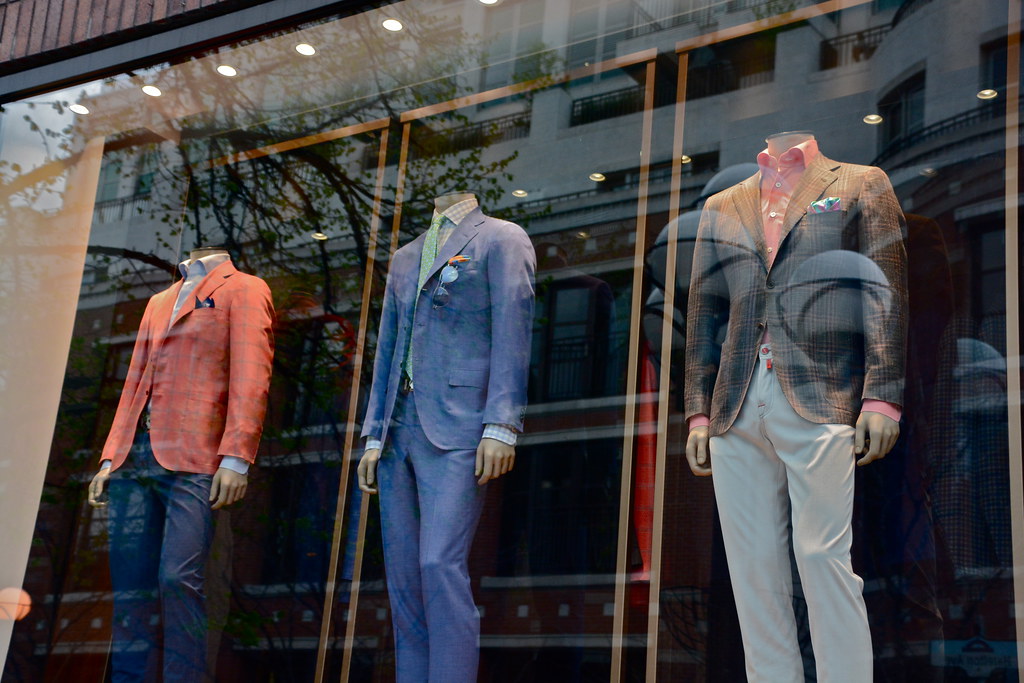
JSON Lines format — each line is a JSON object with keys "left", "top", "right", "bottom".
{"left": 377, "top": 391, "right": 487, "bottom": 683}
{"left": 107, "top": 432, "right": 214, "bottom": 683}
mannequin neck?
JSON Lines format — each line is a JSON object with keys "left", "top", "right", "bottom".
{"left": 189, "top": 247, "right": 229, "bottom": 261}
{"left": 766, "top": 131, "right": 815, "bottom": 158}
{"left": 434, "top": 193, "right": 476, "bottom": 214}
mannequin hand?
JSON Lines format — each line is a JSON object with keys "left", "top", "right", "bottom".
{"left": 476, "top": 438, "right": 514, "bottom": 486}
{"left": 855, "top": 412, "right": 900, "bottom": 466}
{"left": 685, "top": 426, "right": 712, "bottom": 476}
{"left": 358, "top": 449, "right": 381, "bottom": 494}
{"left": 210, "top": 468, "right": 247, "bottom": 509}
{"left": 88, "top": 469, "right": 111, "bottom": 508}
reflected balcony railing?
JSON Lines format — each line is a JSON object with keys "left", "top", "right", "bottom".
{"left": 410, "top": 111, "right": 531, "bottom": 159}
{"left": 819, "top": 25, "right": 890, "bottom": 70}
{"left": 534, "top": 332, "right": 628, "bottom": 402}
{"left": 873, "top": 99, "right": 1005, "bottom": 166}
{"left": 92, "top": 192, "right": 152, "bottom": 224}
{"left": 569, "top": 84, "right": 675, "bottom": 127}
{"left": 687, "top": 54, "right": 776, "bottom": 100}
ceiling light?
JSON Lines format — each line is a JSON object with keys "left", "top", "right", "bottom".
{"left": 862, "top": 114, "right": 883, "bottom": 125}
{"left": 576, "top": 231, "right": 590, "bottom": 239}
{"left": 216, "top": 65, "right": 238, "bottom": 77}
{"left": 311, "top": 231, "right": 328, "bottom": 241}
{"left": 382, "top": 18, "right": 403, "bottom": 31}
{"left": 512, "top": 189, "right": 528, "bottom": 198}
{"left": 680, "top": 155, "right": 692, "bottom": 164}
{"left": 295, "top": 43, "right": 316, "bottom": 56}
{"left": 589, "top": 172, "right": 606, "bottom": 182}
{"left": 977, "top": 89, "right": 998, "bottom": 100}
{"left": 142, "top": 85, "right": 162, "bottom": 97}
{"left": 68, "top": 103, "right": 90, "bottom": 115}
{"left": 920, "top": 167, "right": 938, "bottom": 177}
{"left": 479, "top": 0, "right": 499, "bottom": 4}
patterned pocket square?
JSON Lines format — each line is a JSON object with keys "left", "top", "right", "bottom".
{"left": 809, "top": 197, "right": 842, "bottom": 213}
{"left": 195, "top": 296, "right": 215, "bottom": 309}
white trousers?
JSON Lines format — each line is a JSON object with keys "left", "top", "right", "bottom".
{"left": 709, "top": 345, "right": 872, "bottom": 682}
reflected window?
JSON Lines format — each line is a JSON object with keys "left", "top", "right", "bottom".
{"left": 482, "top": 0, "right": 546, "bottom": 90}
{"left": 878, "top": 71, "right": 925, "bottom": 153}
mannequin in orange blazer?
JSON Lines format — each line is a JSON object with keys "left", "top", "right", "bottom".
{"left": 88, "top": 251, "right": 274, "bottom": 683}
{"left": 99, "top": 258, "right": 275, "bottom": 474}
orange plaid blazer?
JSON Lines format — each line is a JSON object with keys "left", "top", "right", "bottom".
{"left": 684, "top": 154, "right": 908, "bottom": 435}
{"left": 101, "top": 261, "right": 275, "bottom": 474}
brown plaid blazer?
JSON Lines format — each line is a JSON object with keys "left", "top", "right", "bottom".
{"left": 683, "top": 154, "right": 908, "bottom": 435}
{"left": 101, "top": 261, "right": 275, "bottom": 474}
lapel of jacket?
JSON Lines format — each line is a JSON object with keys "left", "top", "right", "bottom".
{"left": 169, "top": 260, "right": 237, "bottom": 328}
{"left": 778, "top": 154, "right": 840, "bottom": 249}
{"left": 730, "top": 172, "right": 768, "bottom": 269}
{"left": 425, "top": 207, "right": 484, "bottom": 283}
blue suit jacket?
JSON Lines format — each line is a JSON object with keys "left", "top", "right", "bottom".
{"left": 361, "top": 208, "right": 536, "bottom": 451}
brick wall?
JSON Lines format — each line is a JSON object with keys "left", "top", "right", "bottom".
{"left": 0, "top": 0, "right": 272, "bottom": 72}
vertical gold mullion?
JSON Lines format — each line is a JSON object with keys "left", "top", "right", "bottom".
{"left": 610, "top": 58, "right": 658, "bottom": 683}
{"left": 335, "top": 122, "right": 411, "bottom": 682}
{"left": 1002, "top": 1, "right": 1024, "bottom": 675}
{"left": 643, "top": 52, "right": 691, "bottom": 683}
{"left": 314, "top": 124, "right": 393, "bottom": 682}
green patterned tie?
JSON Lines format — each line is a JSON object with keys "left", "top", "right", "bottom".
{"left": 403, "top": 213, "right": 446, "bottom": 383}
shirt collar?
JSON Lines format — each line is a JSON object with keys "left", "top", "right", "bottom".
{"left": 432, "top": 196, "right": 479, "bottom": 227}
{"left": 178, "top": 252, "right": 230, "bottom": 279}
{"left": 756, "top": 138, "right": 819, "bottom": 174}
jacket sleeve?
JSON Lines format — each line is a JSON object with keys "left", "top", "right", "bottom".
{"left": 857, "top": 166, "right": 908, "bottom": 408}
{"left": 483, "top": 224, "right": 536, "bottom": 431}
{"left": 99, "top": 296, "right": 156, "bottom": 462}
{"left": 684, "top": 197, "right": 730, "bottom": 422}
{"left": 360, "top": 269, "right": 399, "bottom": 442}
{"left": 217, "top": 277, "right": 275, "bottom": 463}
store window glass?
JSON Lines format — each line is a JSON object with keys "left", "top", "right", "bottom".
{"left": 0, "top": 0, "right": 1019, "bottom": 681}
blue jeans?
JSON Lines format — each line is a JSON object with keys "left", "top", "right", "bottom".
{"left": 107, "top": 432, "right": 214, "bottom": 683}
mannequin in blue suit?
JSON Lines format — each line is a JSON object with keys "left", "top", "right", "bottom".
{"left": 358, "top": 193, "right": 536, "bottom": 683}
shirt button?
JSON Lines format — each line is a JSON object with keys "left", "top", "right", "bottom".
{"left": 769, "top": 211, "right": 777, "bottom": 218}
{"left": 767, "top": 247, "right": 773, "bottom": 253}
{"left": 775, "top": 182, "right": 782, "bottom": 188}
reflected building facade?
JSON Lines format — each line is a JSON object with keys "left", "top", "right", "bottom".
{"left": 0, "top": 0, "right": 1020, "bottom": 681}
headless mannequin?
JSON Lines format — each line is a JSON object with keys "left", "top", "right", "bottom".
{"left": 358, "top": 193, "right": 515, "bottom": 493}
{"left": 685, "top": 132, "right": 900, "bottom": 473}
{"left": 89, "top": 246, "right": 249, "bottom": 510}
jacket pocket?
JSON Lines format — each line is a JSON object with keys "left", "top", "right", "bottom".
{"left": 449, "top": 368, "right": 488, "bottom": 387}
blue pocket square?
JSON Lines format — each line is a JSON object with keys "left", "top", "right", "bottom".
{"left": 195, "top": 296, "right": 215, "bottom": 309}
{"left": 809, "top": 197, "right": 842, "bottom": 213}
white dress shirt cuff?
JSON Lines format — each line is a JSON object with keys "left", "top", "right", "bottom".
{"left": 483, "top": 424, "right": 517, "bottom": 446}
{"left": 365, "top": 438, "right": 383, "bottom": 453}
{"left": 100, "top": 460, "right": 111, "bottom": 471}
{"left": 219, "top": 456, "right": 250, "bottom": 475}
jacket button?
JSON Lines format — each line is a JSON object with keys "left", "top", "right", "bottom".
{"left": 766, "top": 280, "right": 775, "bottom": 289}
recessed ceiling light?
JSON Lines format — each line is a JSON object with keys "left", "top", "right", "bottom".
{"left": 142, "top": 85, "right": 162, "bottom": 97}
{"left": 862, "top": 114, "right": 883, "bottom": 125}
{"left": 577, "top": 231, "right": 590, "bottom": 239}
{"left": 295, "top": 43, "right": 316, "bottom": 56}
{"left": 216, "top": 65, "right": 238, "bottom": 77}
{"left": 920, "top": 167, "right": 938, "bottom": 177}
{"left": 479, "top": 0, "right": 499, "bottom": 4}
{"left": 311, "top": 231, "right": 328, "bottom": 241}
{"left": 382, "top": 18, "right": 403, "bottom": 31}
{"left": 589, "top": 172, "right": 606, "bottom": 182}
{"left": 680, "top": 155, "right": 692, "bottom": 164}
{"left": 512, "top": 189, "right": 528, "bottom": 198}
{"left": 977, "top": 89, "right": 998, "bottom": 100}
{"left": 68, "top": 103, "right": 90, "bottom": 115}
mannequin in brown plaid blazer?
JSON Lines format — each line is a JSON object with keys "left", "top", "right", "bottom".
{"left": 683, "top": 140, "right": 908, "bottom": 682}
{"left": 684, "top": 152, "right": 908, "bottom": 434}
